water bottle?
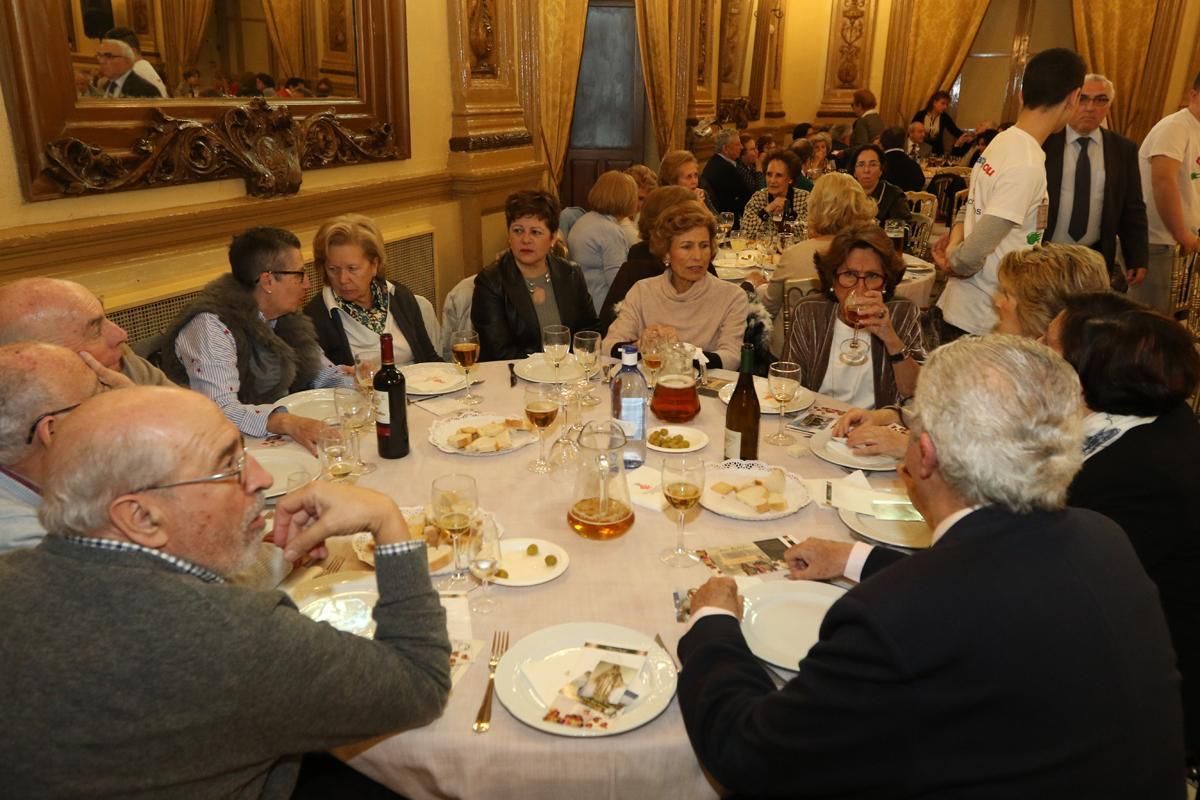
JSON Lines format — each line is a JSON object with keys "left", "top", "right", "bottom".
{"left": 611, "top": 345, "right": 647, "bottom": 470}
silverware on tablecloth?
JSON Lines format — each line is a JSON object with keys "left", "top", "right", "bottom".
{"left": 507, "top": 362, "right": 517, "bottom": 387}
{"left": 655, "top": 632, "right": 681, "bottom": 671}
{"left": 473, "top": 630, "right": 509, "bottom": 733}
{"left": 317, "top": 555, "right": 344, "bottom": 577}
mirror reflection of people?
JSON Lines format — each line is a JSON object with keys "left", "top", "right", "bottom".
{"left": 102, "top": 26, "right": 168, "bottom": 97}
{"left": 94, "top": 38, "right": 160, "bottom": 99}
{"left": 315, "top": 77, "right": 335, "bottom": 97}
{"left": 175, "top": 67, "right": 202, "bottom": 99}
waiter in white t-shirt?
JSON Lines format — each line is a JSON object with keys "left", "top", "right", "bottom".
{"left": 931, "top": 48, "right": 1086, "bottom": 339}
{"left": 1134, "top": 71, "right": 1200, "bottom": 314}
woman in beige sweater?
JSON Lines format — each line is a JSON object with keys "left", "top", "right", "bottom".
{"left": 603, "top": 201, "right": 748, "bottom": 369}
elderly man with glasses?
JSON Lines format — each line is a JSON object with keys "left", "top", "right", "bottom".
{"left": 162, "top": 226, "right": 352, "bottom": 454}
{"left": 0, "top": 386, "right": 450, "bottom": 798}
{"left": 94, "top": 37, "right": 161, "bottom": 98}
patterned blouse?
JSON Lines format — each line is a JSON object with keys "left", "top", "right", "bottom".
{"left": 739, "top": 186, "right": 810, "bottom": 239}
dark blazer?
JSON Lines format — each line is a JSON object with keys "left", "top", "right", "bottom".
{"left": 851, "top": 112, "right": 884, "bottom": 147}
{"left": 1069, "top": 403, "right": 1200, "bottom": 760}
{"left": 882, "top": 149, "right": 925, "bottom": 192}
{"left": 912, "top": 109, "right": 964, "bottom": 156}
{"left": 471, "top": 251, "right": 600, "bottom": 361}
{"left": 1044, "top": 127, "right": 1149, "bottom": 272}
{"left": 679, "top": 506, "right": 1185, "bottom": 798}
{"left": 867, "top": 179, "right": 912, "bottom": 224}
{"left": 701, "top": 154, "right": 752, "bottom": 221}
{"left": 111, "top": 71, "right": 161, "bottom": 98}
{"left": 304, "top": 283, "right": 441, "bottom": 366}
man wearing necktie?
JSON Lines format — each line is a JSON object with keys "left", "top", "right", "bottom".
{"left": 94, "top": 38, "right": 160, "bottom": 99}
{"left": 1043, "top": 74, "right": 1148, "bottom": 290}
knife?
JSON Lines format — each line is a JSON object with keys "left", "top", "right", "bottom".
{"left": 507, "top": 362, "right": 517, "bottom": 387}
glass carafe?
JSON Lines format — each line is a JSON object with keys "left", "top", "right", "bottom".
{"left": 650, "top": 342, "right": 704, "bottom": 423}
{"left": 567, "top": 420, "right": 636, "bottom": 540}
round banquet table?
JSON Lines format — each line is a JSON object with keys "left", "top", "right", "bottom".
{"left": 272, "top": 360, "right": 899, "bottom": 800}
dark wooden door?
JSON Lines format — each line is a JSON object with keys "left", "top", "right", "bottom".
{"left": 559, "top": 0, "right": 645, "bottom": 210}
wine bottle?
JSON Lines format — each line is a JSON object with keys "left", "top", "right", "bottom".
{"left": 724, "top": 343, "right": 760, "bottom": 460}
{"left": 374, "top": 333, "right": 410, "bottom": 459}
{"left": 611, "top": 345, "right": 647, "bottom": 469}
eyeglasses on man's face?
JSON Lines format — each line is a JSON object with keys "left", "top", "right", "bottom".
{"left": 1078, "top": 94, "right": 1110, "bottom": 107}
{"left": 25, "top": 403, "right": 82, "bottom": 444}
{"left": 270, "top": 270, "right": 308, "bottom": 280}
{"left": 835, "top": 270, "right": 885, "bottom": 289}
{"left": 139, "top": 439, "right": 249, "bottom": 492}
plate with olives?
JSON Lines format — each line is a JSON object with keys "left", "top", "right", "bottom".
{"left": 646, "top": 425, "right": 709, "bottom": 454}
{"left": 491, "top": 538, "right": 569, "bottom": 587}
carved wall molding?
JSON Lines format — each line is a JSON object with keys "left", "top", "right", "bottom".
{"left": 448, "top": 130, "right": 534, "bottom": 152}
{"left": 763, "top": 0, "right": 786, "bottom": 118}
{"left": 716, "top": 97, "right": 754, "bottom": 128}
{"left": 688, "top": 0, "right": 720, "bottom": 128}
{"left": 817, "top": 0, "right": 878, "bottom": 119}
{"left": 468, "top": 0, "right": 498, "bottom": 77}
{"left": 42, "top": 99, "right": 397, "bottom": 198}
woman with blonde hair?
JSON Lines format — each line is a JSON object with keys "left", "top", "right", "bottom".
{"left": 658, "top": 149, "right": 717, "bottom": 213}
{"left": 567, "top": 171, "right": 640, "bottom": 312}
{"left": 993, "top": 244, "right": 1111, "bottom": 338}
{"left": 602, "top": 201, "right": 747, "bottom": 368}
{"left": 805, "top": 132, "right": 833, "bottom": 178}
{"left": 305, "top": 213, "right": 441, "bottom": 366}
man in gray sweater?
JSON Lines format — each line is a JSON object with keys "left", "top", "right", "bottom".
{"left": 0, "top": 386, "right": 451, "bottom": 798}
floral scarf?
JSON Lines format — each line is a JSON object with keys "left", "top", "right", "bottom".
{"left": 335, "top": 280, "right": 390, "bottom": 335}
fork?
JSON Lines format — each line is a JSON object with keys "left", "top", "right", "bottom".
{"left": 472, "top": 630, "right": 509, "bottom": 733}
{"left": 318, "top": 555, "right": 345, "bottom": 577}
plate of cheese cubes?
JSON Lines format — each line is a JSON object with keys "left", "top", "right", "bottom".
{"left": 428, "top": 412, "right": 538, "bottom": 456}
{"left": 701, "top": 461, "right": 812, "bottom": 521}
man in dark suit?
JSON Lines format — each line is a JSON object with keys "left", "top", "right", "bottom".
{"left": 906, "top": 121, "right": 933, "bottom": 159}
{"left": 880, "top": 125, "right": 925, "bottom": 192}
{"left": 700, "top": 128, "right": 752, "bottom": 224}
{"left": 1044, "top": 74, "right": 1149, "bottom": 288}
{"left": 95, "top": 39, "right": 161, "bottom": 99}
{"left": 677, "top": 335, "right": 1185, "bottom": 799}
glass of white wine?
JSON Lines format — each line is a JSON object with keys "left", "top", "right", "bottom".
{"left": 468, "top": 521, "right": 502, "bottom": 614}
{"left": 317, "top": 418, "right": 356, "bottom": 483}
{"left": 451, "top": 329, "right": 481, "bottom": 405}
{"left": 525, "top": 383, "right": 560, "bottom": 474}
{"left": 572, "top": 330, "right": 601, "bottom": 406}
{"left": 766, "top": 361, "right": 802, "bottom": 445}
{"left": 716, "top": 211, "right": 734, "bottom": 246}
{"left": 432, "top": 473, "right": 477, "bottom": 592}
{"left": 334, "top": 388, "right": 375, "bottom": 474}
{"left": 660, "top": 455, "right": 705, "bottom": 567}
{"left": 542, "top": 324, "right": 571, "bottom": 382}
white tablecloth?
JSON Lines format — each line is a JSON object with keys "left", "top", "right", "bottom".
{"left": 278, "top": 360, "right": 893, "bottom": 799}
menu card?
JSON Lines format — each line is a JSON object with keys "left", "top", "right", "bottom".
{"left": 524, "top": 642, "right": 648, "bottom": 731}
{"left": 695, "top": 536, "right": 796, "bottom": 579}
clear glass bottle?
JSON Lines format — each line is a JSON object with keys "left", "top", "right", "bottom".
{"left": 610, "top": 345, "right": 647, "bottom": 470}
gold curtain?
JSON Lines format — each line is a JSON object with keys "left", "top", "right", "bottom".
{"left": 880, "top": 0, "right": 991, "bottom": 128}
{"left": 261, "top": 0, "right": 317, "bottom": 83}
{"left": 634, "top": 0, "right": 692, "bottom": 156}
{"left": 162, "top": 0, "right": 213, "bottom": 87}
{"left": 537, "top": 1, "right": 588, "bottom": 196}
{"left": 1074, "top": 0, "right": 1185, "bottom": 143}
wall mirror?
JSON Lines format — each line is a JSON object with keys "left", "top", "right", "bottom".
{"left": 0, "top": 0, "right": 408, "bottom": 201}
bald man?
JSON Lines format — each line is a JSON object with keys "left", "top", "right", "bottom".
{"left": 0, "top": 342, "right": 118, "bottom": 551}
{"left": 1, "top": 386, "right": 450, "bottom": 798}
{"left": 0, "top": 277, "right": 172, "bottom": 387}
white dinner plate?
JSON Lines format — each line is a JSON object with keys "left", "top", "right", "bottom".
{"left": 741, "top": 581, "right": 846, "bottom": 670}
{"left": 494, "top": 622, "right": 677, "bottom": 738}
{"left": 718, "top": 376, "right": 815, "bottom": 415}
{"left": 809, "top": 429, "right": 901, "bottom": 472}
{"left": 401, "top": 362, "right": 468, "bottom": 395}
{"left": 427, "top": 412, "right": 538, "bottom": 456}
{"left": 249, "top": 447, "right": 321, "bottom": 498}
{"left": 837, "top": 506, "right": 933, "bottom": 550}
{"left": 646, "top": 425, "right": 710, "bottom": 454}
{"left": 700, "top": 460, "right": 812, "bottom": 521}
{"left": 292, "top": 572, "right": 380, "bottom": 638}
{"left": 492, "top": 538, "right": 569, "bottom": 587}
{"left": 513, "top": 353, "right": 587, "bottom": 383}
{"left": 350, "top": 506, "right": 505, "bottom": 575}
{"left": 278, "top": 388, "right": 337, "bottom": 421}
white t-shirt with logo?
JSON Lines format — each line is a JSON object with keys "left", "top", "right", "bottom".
{"left": 938, "top": 126, "right": 1048, "bottom": 334}
{"left": 1139, "top": 108, "right": 1200, "bottom": 246}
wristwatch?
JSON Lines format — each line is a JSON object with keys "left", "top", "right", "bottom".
{"left": 886, "top": 348, "right": 909, "bottom": 364}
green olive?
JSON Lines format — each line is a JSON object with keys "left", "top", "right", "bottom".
{"left": 544, "top": 554, "right": 558, "bottom": 567}
{"left": 526, "top": 543, "right": 539, "bottom": 556}
{"left": 495, "top": 569, "right": 509, "bottom": 579}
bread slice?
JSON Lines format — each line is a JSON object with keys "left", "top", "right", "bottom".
{"left": 479, "top": 421, "right": 506, "bottom": 438}
{"left": 494, "top": 429, "right": 512, "bottom": 450}
{"left": 764, "top": 467, "right": 786, "bottom": 495}
{"left": 767, "top": 492, "right": 788, "bottom": 512}
{"left": 466, "top": 435, "right": 498, "bottom": 453}
{"left": 427, "top": 546, "right": 453, "bottom": 573}
{"left": 711, "top": 481, "right": 737, "bottom": 495}
{"left": 736, "top": 484, "right": 769, "bottom": 513}
{"left": 505, "top": 417, "right": 533, "bottom": 431}
{"left": 449, "top": 431, "right": 475, "bottom": 449}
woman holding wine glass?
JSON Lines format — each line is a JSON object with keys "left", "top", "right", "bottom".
{"left": 781, "top": 225, "right": 925, "bottom": 408}
{"left": 738, "top": 150, "right": 810, "bottom": 240}
{"left": 471, "top": 191, "right": 600, "bottom": 361}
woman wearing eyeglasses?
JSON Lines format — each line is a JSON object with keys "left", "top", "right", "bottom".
{"left": 781, "top": 225, "right": 925, "bottom": 408}
{"left": 304, "top": 214, "right": 442, "bottom": 367}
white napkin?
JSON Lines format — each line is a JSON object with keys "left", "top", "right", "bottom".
{"left": 626, "top": 465, "right": 666, "bottom": 511}
{"left": 825, "top": 436, "right": 900, "bottom": 468}
{"left": 804, "top": 470, "right": 870, "bottom": 509}
{"left": 438, "top": 592, "right": 473, "bottom": 642}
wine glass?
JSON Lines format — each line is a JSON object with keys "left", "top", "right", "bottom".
{"left": 573, "top": 330, "right": 601, "bottom": 406}
{"left": 716, "top": 212, "right": 734, "bottom": 246}
{"left": 468, "top": 521, "right": 502, "bottom": 614}
{"left": 660, "top": 455, "right": 705, "bottom": 567}
{"left": 642, "top": 329, "right": 664, "bottom": 389}
{"left": 525, "top": 383, "right": 559, "bottom": 474}
{"left": 729, "top": 231, "right": 747, "bottom": 253}
{"left": 451, "top": 330, "right": 481, "bottom": 405}
{"left": 317, "top": 417, "right": 356, "bottom": 483}
{"left": 542, "top": 324, "right": 571, "bottom": 381}
{"left": 353, "top": 353, "right": 379, "bottom": 423}
{"left": 766, "top": 361, "right": 802, "bottom": 445}
{"left": 838, "top": 289, "right": 870, "bottom": 366}
{"left": 334, "top": 388, "right": 375, "bottom": 475}
{"left": 432, "top": 474, "right": 477, "bottom": 591}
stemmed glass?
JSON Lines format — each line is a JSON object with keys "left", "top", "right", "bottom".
{"left": 468, "top": 521, "right": 502, "bottom": 614}
{"left": 317, "top": 417, "right": 356, "bottom": 482}
{"left": 525, "top": 383, "right": 560, "bottom": 474}
{"left": 838, "top": 288, "right": 870, "bottom": 366}
{"left": 334, "top": 388, "right": 375, "bottom": 474}
{"left": 542, "top": 324, "right": 571, "bottom": 381}
{"left": 451, "top": 330, "right": 482, "bottom": 405}
{"left": 433, "top": 474, "right": 477, "bottom": 591}
{"left": 766, "top": 361, "right": 802, "bottom": 445}
{"left": 661, "top": 455, "right": 705, "bottom": 567}
{"left": 716, "top": 212, "right": 734, "bottom": 246}
{"left": 573, "top": 330, "right": 601, "bottom": 406}
{"left": 642, "top": 329, "right": 665, "bottom": 389}
{"left": 353, "top": 353, "right": 379, "bottom": 424}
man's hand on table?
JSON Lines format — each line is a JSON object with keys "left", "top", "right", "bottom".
{"left": 846, "top": 425, "right": 909, "bottom": 458}
{"left": 785, "top": 538, "right": 853, "bottom": 581}
{"left": 690, "top": 577, "right": 744, "bottom": 619}
{"left": 268, "top": 411, "right": 322, "bottom": 455}
{"left": 272, "top": 482, "right": 411, "bottom": 562}
{"left": 832, "top": 406, "right": 902, "bottom": 438}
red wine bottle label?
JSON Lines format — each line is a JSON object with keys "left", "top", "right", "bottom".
{"left": 374, "top": 390, "right": 391, "bottom": 424}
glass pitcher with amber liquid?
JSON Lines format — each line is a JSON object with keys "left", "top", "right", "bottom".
{"left": 650, "top": 342, "right": 704, "bottom": 424}
{"left": 568, "top": 420, "right": 635, "bottom": 540}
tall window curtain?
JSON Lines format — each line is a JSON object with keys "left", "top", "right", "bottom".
{"left": 880, "top": 0, "right": 991, "bottom": 127}
{"left": 1074, "top": 0, "right": 1186, "bottom": 144}
{"left": 162, "top": 0, "right": 213, "bottom": 88}
{"left": 537, "top": 2, "right": 587, "bottom": 197}
{"left": 261, "top": 0, "right": 317, "bottom": 83}
{"left": 634, "top": 0, "right": 692, "bottom": 156}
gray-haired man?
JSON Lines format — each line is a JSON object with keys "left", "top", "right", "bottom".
{"left": 701, "top": 127, "right": 753, "bottom": 222}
